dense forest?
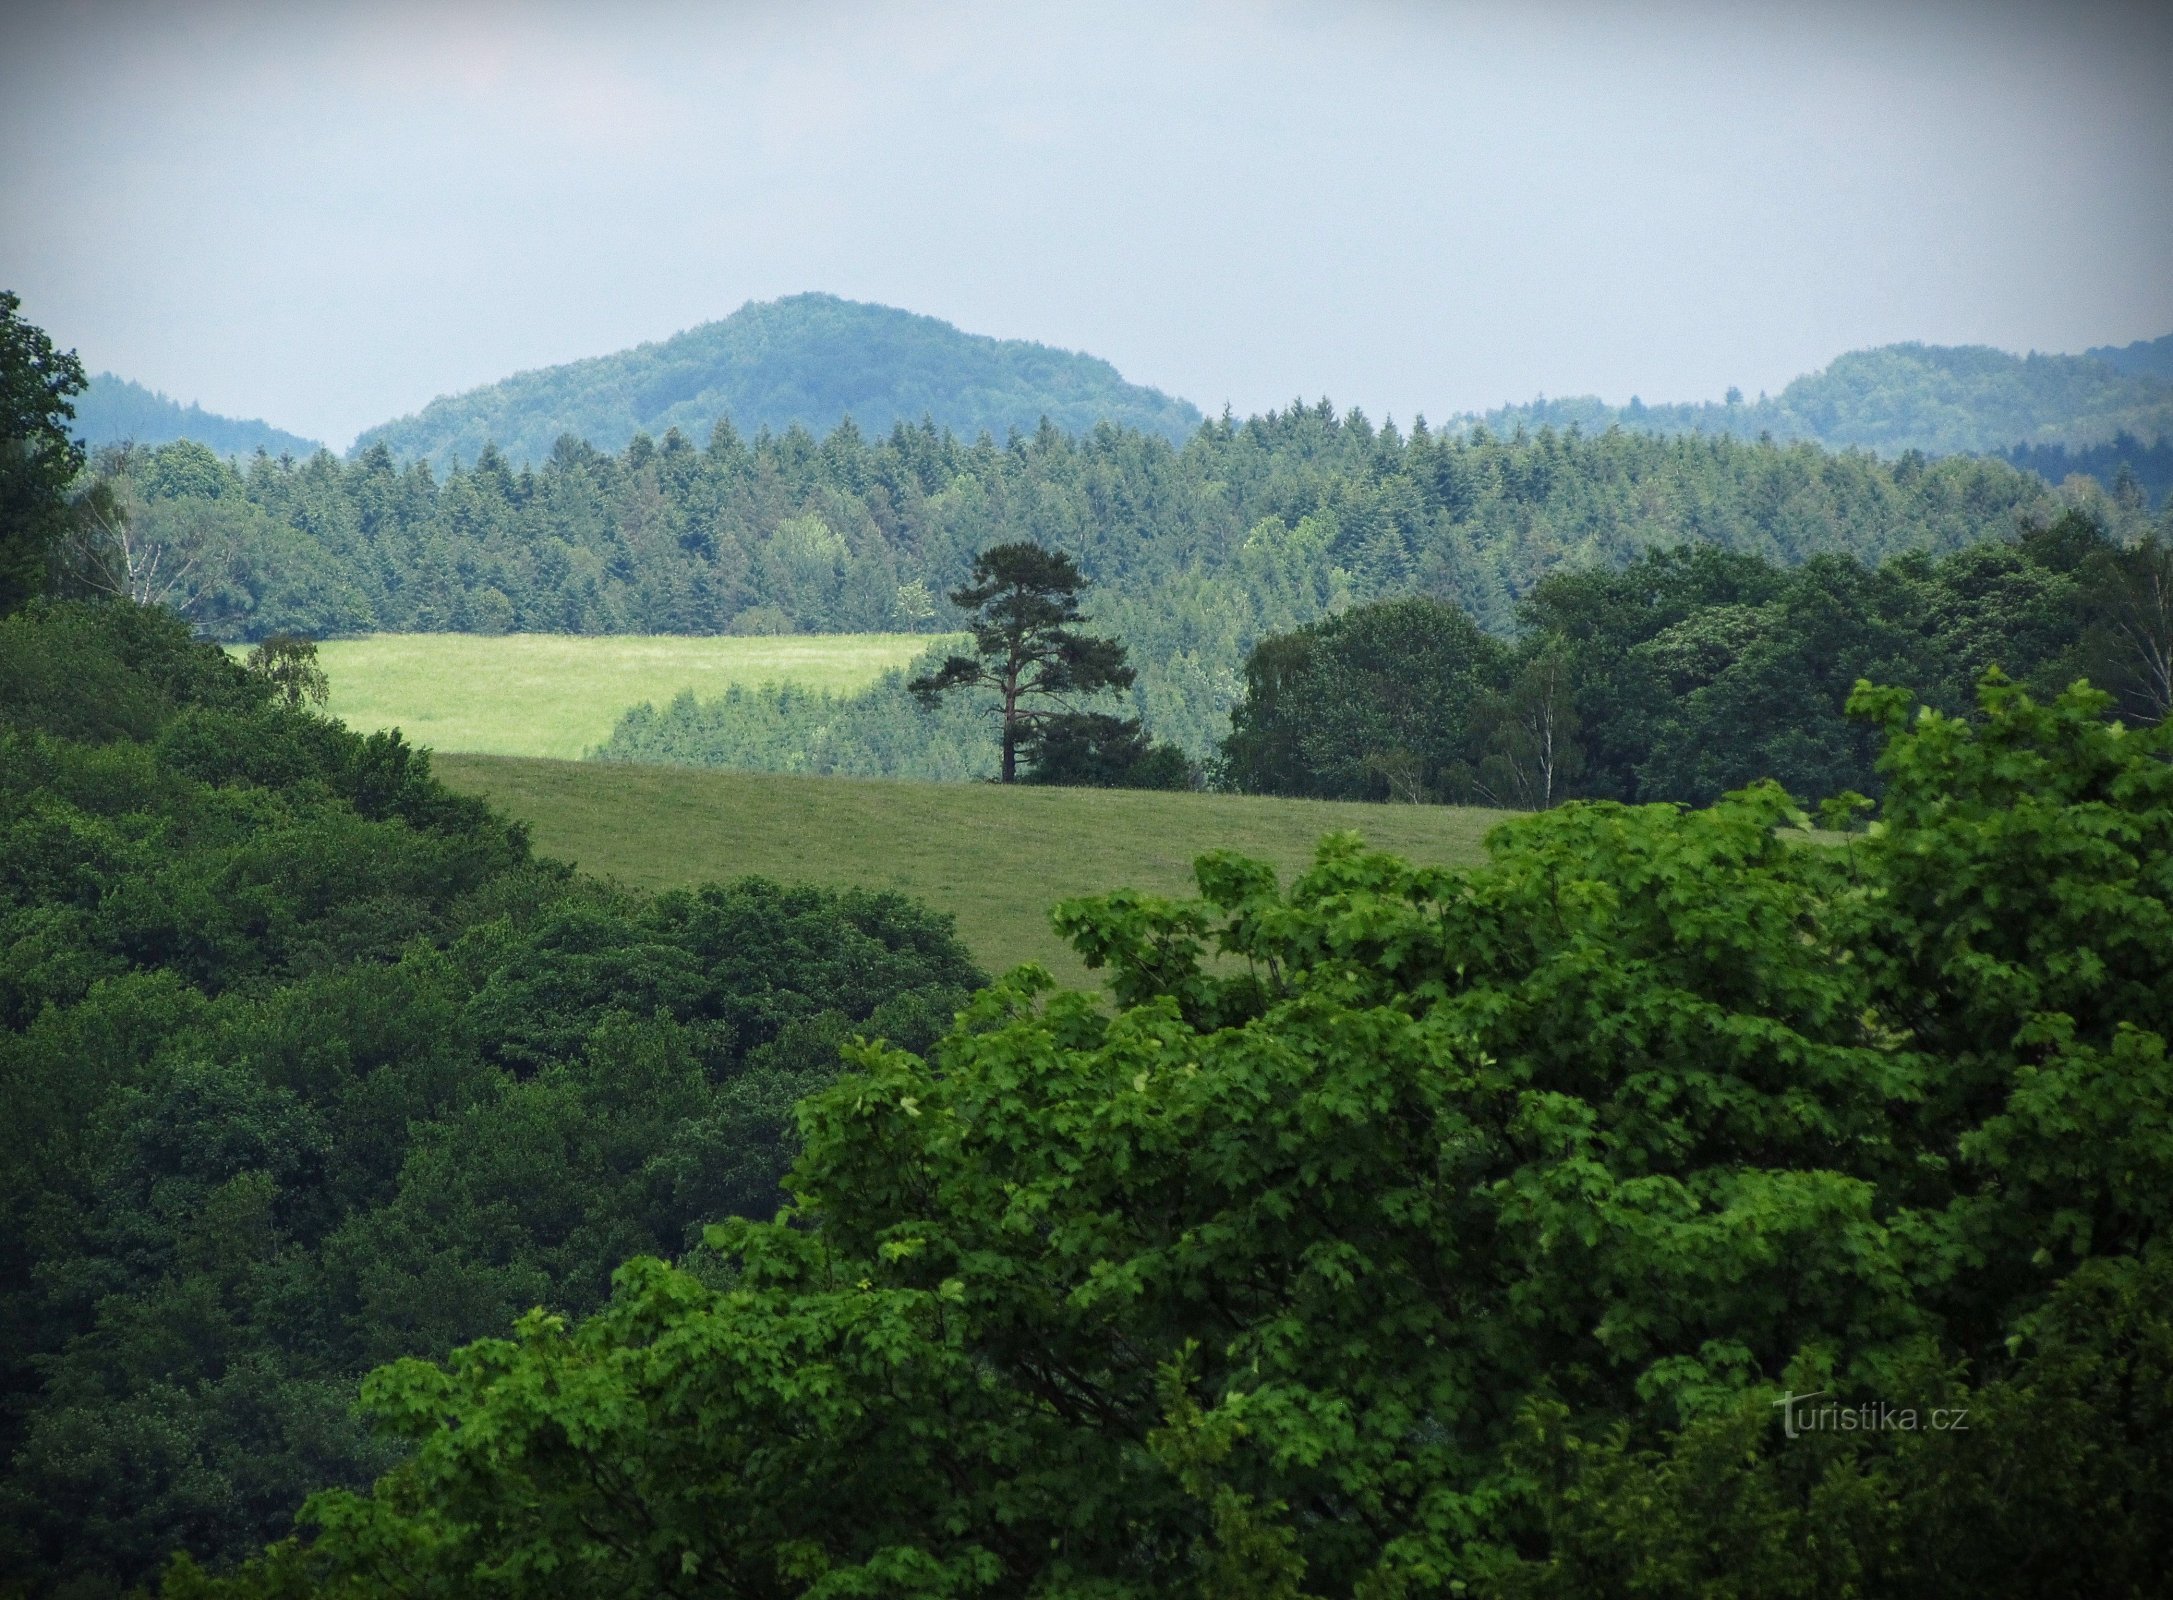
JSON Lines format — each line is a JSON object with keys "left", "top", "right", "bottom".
{"left": 91, "top": 409, "right": 2094, "bottom": 757}
{"left": 2004, "top": 431, "right": 2172, "bottom": 509}
{"left": 351, "top": 294, "right": 1204, "bottom": 467}
{"left": 2087, "top": 330, "right": 2173, "bottom": 382}
{"left": 1217, "top": 509, "right": 2173, "bottom": 807}
{"left": 0, "top": 602, "right": 980, "bottom": 1594}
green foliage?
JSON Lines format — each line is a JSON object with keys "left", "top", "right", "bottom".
{"left": 909, "top": 542, "right": 1137, "bottom": 782}
{"left": 0, "top": 601, "right": 979, "bottom": 1596}
{"left": 2007, "top": 431, "right": 2171, "bottom": 510}
{"left": 104, "top": 403, "right": 2070, "bottom": 763}
{"left": 243, "top": 634, "right": 329, "bottom": 709}
{"left": 1221, "top": 596, "right": 1507, "bottom": 801}
{"left": 1229, "top": 510, "right": 2168, "bottom": 808}
{"left": 0, "top": 291, "right": 88, "bottom": 611}
{"left": 170, "top": 675, "right": 2173, "bottom": 1597}
{"left": 350, "top": 293, "right": 1204, "bottom": 467}
{"left": 1019, "top": 711, "right": 1196, "bottom": 791}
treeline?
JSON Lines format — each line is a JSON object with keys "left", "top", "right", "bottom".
{"left": 95, "top": 406, "right": 2083, "bottom": 754}
{"left": 0, "top": 602, "right": 980, "bottom": 1594}
{"left": 1222, "top": 508, "right": 2173, "bottom": 807}
{"left": 1473, "top": 341, "right": 2173, "bottom": 457}
{"left": 2004, "top": 430, "right": 2172, "bottom": 509}
{"left": 595, "top": 510, "right": 2173, "bottom": 805}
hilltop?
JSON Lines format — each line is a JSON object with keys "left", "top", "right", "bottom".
{"left": 70, "top": 373, "right": 324, "bottom": 458}
{"left": 1471, "top": 338, "right": 2173, "bottom": 456}
{"left": 350, "top": 293, "right": 1204, "bottom": 466}
{"left": 2086, "top": 332, "right": 2173, "bottom": 383}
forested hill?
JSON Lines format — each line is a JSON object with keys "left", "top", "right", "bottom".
{"left": 71, "top": 374, "right": 323, "bottom": 458}
{"left": 2087, "top": 331, "right": 2173, "bottom": 382}
{"left": 349, "top": 294, "right": 1204, "bottom": 467}
{"left": 1472, "top": 338, "right": 2173, "bottom": 457}
{"left": 118, "top": 408, "right": 2109, "bottom": 753}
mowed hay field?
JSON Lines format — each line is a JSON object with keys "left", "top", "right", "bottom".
{"left": 228, "top": 633, "right": 944, "bottom": 759}
{"left": 434, "top": 755, "right": 1510, "bottom": 986}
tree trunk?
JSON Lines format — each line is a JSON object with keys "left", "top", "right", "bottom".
{"left": 1000, "top": 665, "right": 1020, "bottom": 782}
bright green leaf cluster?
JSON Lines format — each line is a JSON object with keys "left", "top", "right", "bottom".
{"left": 173, "top": 675, "right": 2173, "bottom": 1598}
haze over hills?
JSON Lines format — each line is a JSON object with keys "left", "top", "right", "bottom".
{"left": 350, "top": 293, "right": 1205, "bottom": 467}
{"left": 1467, "top": 339, "right": 2173, "bottom": 456}
{"left": 72, "top": 300, "right": 2172, "bottom": 491}
{"left": 2086, "top": 332, "right": 2173, "bottom": 384}
{"left": 70, "top": 373, "right": 324, "bottom": 458}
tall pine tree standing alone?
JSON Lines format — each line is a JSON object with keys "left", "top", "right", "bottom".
{"left": 909, "top": 541, "right": 1134, "bottom": 782}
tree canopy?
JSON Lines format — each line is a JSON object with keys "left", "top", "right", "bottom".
{"left": 90, "top": 404, "right": 2096, "bottom": 763}
{"left": 0, "top": 600, "right": 980, "bottom": 1595}
{"left": 1221, "top": 509, "right": 2172, "bottom": 807}
{"left": 0, "top": 291, "right": 88, "bottom": 612}
{"left": 161, "top": 668, "right": 2173, "bottom": 1598}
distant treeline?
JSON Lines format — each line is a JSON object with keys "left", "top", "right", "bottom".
{"left": 1220, "top": 509, "right": 2173, "bottom": 809}
{"left": 2004, "top": 430, "right": 2172, "bottom": 509}
{"left": 71, "top": 374, "right": 324, "bottom": 460}
{"left": 595, "top": 510, "right": 2173, "bottom": 805}
{"left": 349, "top": 292, "right": 1204, "bottom": 467}
{"left": 1471, "top": 341, "right": 2173, "bottom": 457}
{"left": 100, "top": 408, "right": 2094, "bottom": 754}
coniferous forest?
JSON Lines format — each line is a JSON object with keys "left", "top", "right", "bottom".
{"left": 90, "top": 411, "right": 2102, "bottom": 761}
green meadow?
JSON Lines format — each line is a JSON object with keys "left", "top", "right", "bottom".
{"left": 433, "top": 754, "right": 1509, "bottom": 985}
{"left": 231, "top": 632, "right": 945, "bottom": 759}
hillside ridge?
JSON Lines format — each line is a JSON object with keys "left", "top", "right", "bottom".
{"left": 349, "top": 292, "right": 1205, "bottom": 466}
{"left": 71, "top": 373, "right": 325, "bottom": 458}
{"left": 1467, "top": 337, "right": 2173, "bottom": 455}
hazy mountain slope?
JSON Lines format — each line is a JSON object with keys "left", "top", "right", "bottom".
{"left": 1471, "top": 339, "right": 2173, "bottom": 455}
{"left": 352, "top": 293, "right": 1204, "bottom": 466}
{"left": 72, "top": 373, "right": 324, "bottom": 457}
{"left": 2087, "top": 333, "right": 2173, "bottom": 384}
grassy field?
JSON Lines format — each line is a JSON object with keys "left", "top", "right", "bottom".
{"left": 434, "top": 755, "right": 1509, "bottom": 986}
{"left": 230, "top": 633, "right": 943, "bottom": 759}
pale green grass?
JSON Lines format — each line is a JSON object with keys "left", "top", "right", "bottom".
{"left": 227, "top": 633, "right": 944, "bottom": 760}
{"left": 434, "top": 756, "right": 1510, "bottom": 986}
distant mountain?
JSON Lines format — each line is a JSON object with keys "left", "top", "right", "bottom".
{"left": 2086, "top": 333, "right": 2173, "bottom": 384}
{"left": 352, "top": 293, "right": 1204, "bottom": 467}
{"left": 72, "top": 374, "right": 323, "bottom": 458}
{"left": 1468, "top": 339, "right": 2173, "bottom": 457}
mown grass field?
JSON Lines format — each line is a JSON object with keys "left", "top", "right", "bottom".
{"left": 434, "top": 755, "right": 1510, "bottom": 985}
{"left": 230, "top": 632, "right": 944, "bottom": 759}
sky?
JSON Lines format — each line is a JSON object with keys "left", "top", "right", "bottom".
{"left": 3, "top": 0, "right": 2170, "bottom": 451}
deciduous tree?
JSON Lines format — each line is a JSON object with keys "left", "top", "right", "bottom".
{"left": 0, "top": 291, "right": 87, "bottom": 611}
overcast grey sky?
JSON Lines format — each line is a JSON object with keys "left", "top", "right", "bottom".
{"left": 4, "top": 0, "right": 2169, "bottom": 450}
